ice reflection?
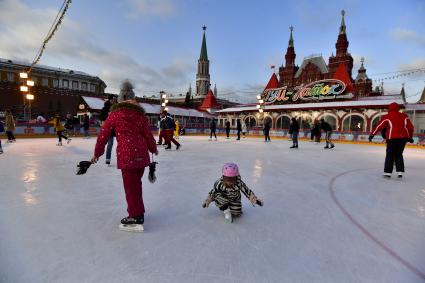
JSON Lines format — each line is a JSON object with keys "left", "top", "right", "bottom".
{"left": 21, "top": 161, "right": 39, "bottom": 206}
{"left": 252, "top": 159, "right": 263, "bottom": 183}
{"left": 417, "top": 189, "right": 425, "bottom": 218}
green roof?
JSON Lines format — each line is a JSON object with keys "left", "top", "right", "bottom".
{"left": 199, "top": 32, "right": 208, "bottom": 61}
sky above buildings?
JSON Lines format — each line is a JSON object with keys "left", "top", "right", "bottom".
{"left": 0, "top": 0, "right": 424, "bottom": 102}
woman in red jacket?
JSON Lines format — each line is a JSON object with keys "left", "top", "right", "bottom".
{"left": 91, "top": 81, "right": 158, "bottom": 230}
{"left": 369, "top": 102, "right": 414, "bottom": 178}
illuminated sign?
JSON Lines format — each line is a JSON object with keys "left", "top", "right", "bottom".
{"left": 261, "top": 79, "right": 353, "bottom": 104}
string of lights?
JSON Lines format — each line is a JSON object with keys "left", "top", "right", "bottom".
{"left": 28, "top": 0, "right": 72, "bottom": 73}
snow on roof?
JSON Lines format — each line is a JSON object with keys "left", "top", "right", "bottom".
{"left": 0, "top": 58, "right": 95, "bottom": 78}
{"left": 405, "top": 103, "right": 425, "bottom": 111}
{"left": 82, "top": 96, "right": 105, "bottom": 110}
{"left": 217, "top": 97, "right": 405, "bottom": 113}
{"left": 81, "top": 96, "right": 215, "bottom": 117}
{"left": 295, "top": 55, "right": 328, "bottom": 78}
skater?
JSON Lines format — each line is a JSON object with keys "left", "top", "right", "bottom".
{"left": 82, "top": 114, "right": 90, "bottom": 138}
{"left": 100, "top": 94, "right": 117, "bottom": 165}
{"left": 236, "top": 119, "right": 242, "bottom": 140}
{"left": 209, "top": 118, "right": 217, "bottom": 141}
{"left": 174, "top": 120, "right": 180, "bottom": 140}
{"left": 4, "top": 109, "right": 16, "bottom": 143}
{"left": 0, "top": 120, "right": 4, "bottom": 154}
{"left": 65, "top": 112, "right": 74, "bottom": 136}
{"left": 225, "top": 120, "right": 231, "bottom": 139}
{"left": 163, "top": 111, "right": 181, "bottom": 150}
{"left": 91, "top": 80, "right": 158, "bottom": 231}
{"left": 289, "top": 117, "right": 299, "bottom": 148}
{"left": 157, "top": 115, "right": 165, "bottom": 145}
{"left": 320, "top": 118, "right": 334, "bottom": 149}
{"left": 310, "top": 121, "right": 321, "bottom": 142}
{"left": 52, "top": 114, "right": 71, "bottom": 146}
{"left": 202, "top": 162, "right": 263, "bottom": 223}
{"left": 263, "top": 120, "right": 271, "bottom": 142}
{"left": 369, "top": 102, "right": 414, "bottom": 178}
{"left": 241, "top": 120, "right": 247, "bottom": 138}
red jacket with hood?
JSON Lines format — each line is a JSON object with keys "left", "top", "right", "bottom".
{"left": 371, "top": 102, "right": 414, "bottom": 140}
{"left": 94, "top": 102, "right": 157, "bottom": 170}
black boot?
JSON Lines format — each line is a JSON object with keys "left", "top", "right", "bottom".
{"left": 121, "top": 215, "right": 144, "bottom": 225}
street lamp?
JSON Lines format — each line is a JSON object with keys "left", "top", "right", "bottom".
{"left": 26, "top": 93, "right": 34, "bottom": 120}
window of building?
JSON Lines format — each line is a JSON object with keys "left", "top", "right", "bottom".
{"left": 62, "top": 79, "right": 69, "bottom": 89}
{"left": 90, "top": 84, "right": 96, "bottom": 92}
{"left": 7, "top": 72, "right": 15, "bottom": 82}
{"left": 244, "top": 116, "right": 257, "bottom": 128}
{"left": 42, "top": 78, "right": 49, "bottom": 87}
{"left": 81, "top": 82, "right": 88, "bottom": 91}
{"left": 343, "top": 114, "right": 365, "bottom": 131}
{"left": 32, "top": 77, "right": 38, "bottom": 85}
{"left": 72, "top": 81, "right": 79, "bottom": 90}
{"left": 53, "top": 79, "right": 59, "bottom": 88}
{"left": 276, "top": 116, "right": 291, "bottom": 129}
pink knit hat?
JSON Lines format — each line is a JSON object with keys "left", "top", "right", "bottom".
{"left": 222, "top": 162, "right": 239, "bottom": 177}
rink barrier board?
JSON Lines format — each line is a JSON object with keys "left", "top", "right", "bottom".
{"left": 1, "top": 126, "right": 424, "bottom": 149}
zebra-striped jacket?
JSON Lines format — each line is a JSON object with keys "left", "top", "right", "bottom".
{"left": 208, "top": 176, "right": 255, "bottom": 202}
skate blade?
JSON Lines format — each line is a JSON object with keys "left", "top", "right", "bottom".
{"left": 119, "top": 224, "right": 144, "bottom": 232}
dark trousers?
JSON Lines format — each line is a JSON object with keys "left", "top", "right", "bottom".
{"left": 226, "top": 129, "right": 230, "bottom": 138}
{"left": 210, "top": 129, "right": 217, "bottom": 139}
{"left": 292, "top": 131, "right": 299, "bottom": 146}
{"left": 164, "top": 129, "right": 180, "bottom": 147}
{"left": 384, "top": 139, "right": 407, "bottom": 173}
{"left": 264, "top": 130, "right": 270, "bottom": 141}
{"left": 6, "top": 131, "right": 15, "bottom": 141}
{"left": 237, "top": 130, "right": 241, "bottom": 140}
{"left": 121, "top": 168, "right": 145, "bottom": 217}
{"left": 57, "top": 131, "right": 68, "bottom": 142}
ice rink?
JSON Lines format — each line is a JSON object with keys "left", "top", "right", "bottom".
{"left": 1, "top": 136, "right": 424, "bottom": 283}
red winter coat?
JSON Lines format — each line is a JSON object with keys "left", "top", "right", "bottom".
{"left": 371, "top": 102, "right": 414, "bottom": 140}
{"left": 94, "top": 102, "right": 157, "bottom": 169}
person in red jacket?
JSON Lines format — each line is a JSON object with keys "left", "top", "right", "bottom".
{"left": 91, "top": 80, "right": 158, "bottom": 230}
{"left": 369, "top": 102, "right": 414, "bottom": 178}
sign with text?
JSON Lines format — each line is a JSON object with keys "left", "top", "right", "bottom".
{"left": 261, "top": 79, "right": 353, "bottom": 104}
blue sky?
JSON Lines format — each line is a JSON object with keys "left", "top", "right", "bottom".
{"left": 0, "top": 0, "right": 424, "bottom": 102}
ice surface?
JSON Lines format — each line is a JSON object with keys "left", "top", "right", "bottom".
{"left": 0, "top": 137, "right": 424, "bottom": 283}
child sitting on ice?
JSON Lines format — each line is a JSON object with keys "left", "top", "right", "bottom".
{"left": 202, "top": 162, "right": 263, "bottom": 223}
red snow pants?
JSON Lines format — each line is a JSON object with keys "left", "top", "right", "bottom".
{"left": 121, "top": 168, "right": 145, "bottom": 217}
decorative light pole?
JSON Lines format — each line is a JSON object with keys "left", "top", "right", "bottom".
{"left": 19, "top": 72, "right": 34, "bottom": 120}
{"left": 26, "top": 94, "right": 34, "bottom": 120}
{"left": 160, "top": 91, "right": 169, "bottom": 112}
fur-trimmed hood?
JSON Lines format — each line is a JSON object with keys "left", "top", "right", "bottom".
{"left": 110, "top": 101, "right": 145, "bottom": 115}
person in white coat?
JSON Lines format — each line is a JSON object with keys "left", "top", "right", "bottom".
{"left": 241, "top": 121, "right": 247, "bottom": 138}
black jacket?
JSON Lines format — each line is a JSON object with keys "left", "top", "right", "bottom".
{"left": 320, "top": 121, "right": 332, "bottom": 132}
{"left": 99, "top": 100, "right": 112, "bottom": 122}
{"left": 210, "top": 120, "right": 216, "bottom": 130}
{"left": 289, "top": 120, "right": 299, "bottom": 134}
{"left": 237, "top": 120, "right": 242, "bottom": 131}
{"left": 225, "top": 121, "right": 230, "bottom": 130}
{"left": 264, "top": 123, "right": 271, "bottom": 132}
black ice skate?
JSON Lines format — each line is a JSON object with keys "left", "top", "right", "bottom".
{"left": 330, "top": 144, "right": 335, "bottom": 149}
{"left": 119, "top": 215, "right": 144, "bottom": 232}
{"left": 382, "top": 173, "right": 391, "bottom": 179}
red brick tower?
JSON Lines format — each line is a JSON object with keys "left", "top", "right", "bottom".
{"left": 278, "top": 26, "right": 298, "bottom": 87}
{"left": 328, "top": 10, "right": 354, "bottom": 78}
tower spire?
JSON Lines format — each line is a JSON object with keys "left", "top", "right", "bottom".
{"left": 288, "top": 26, "right": 294, "bottom": 47}
{"left": 196, "top": 26, "right": 211, "bottom": 97}
{"left": 200, "top": 26, "right": 208, "bottom": 60}
{"left": 339, "top": 10, "right": 346, "bottom": 34}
